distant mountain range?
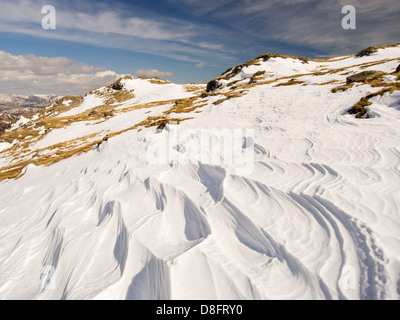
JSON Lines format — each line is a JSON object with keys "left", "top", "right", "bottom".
{"left": 0, "top": 94, "right": 58, "bottom": 133}
{"left": 0, "top": 94, "right": 58, "bottom": 114}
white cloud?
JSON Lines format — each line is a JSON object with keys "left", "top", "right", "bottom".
{"left": 0, "top": 51, "right": 106, "bottom": 75}
{"left": 0, "top": 51, "right": 122, "bottom": 96}
{"left": 136, "top": 69, "right": 175, "bottom": 78}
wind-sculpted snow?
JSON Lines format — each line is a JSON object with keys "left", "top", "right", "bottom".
{"left": 0, "top": 46, "right": 400, "bottom": 300}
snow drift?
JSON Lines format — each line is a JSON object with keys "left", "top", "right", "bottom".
{"left": 1, "top": 45, "right": 400, "bottom": 300}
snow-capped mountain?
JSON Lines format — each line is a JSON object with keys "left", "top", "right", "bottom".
{"left": 0, "top": 94, "right": 58, "bottom": 134}
{"left": 0, "top": 44, "right": 399, "bottom": 300}
{"left": 0, "top": 94, "right": 58, "bottom": 114}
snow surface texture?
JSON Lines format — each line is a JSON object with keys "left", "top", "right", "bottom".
{"left": 0, "top": 47, "right": 400, "bottom": 300}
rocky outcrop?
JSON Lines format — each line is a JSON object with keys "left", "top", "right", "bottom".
{"left": 206, "top": 80, "right": 221, "bottom": 93}
{"left": 396, "top": 64, "right": 400, "bottom": 73}
{"left": 346, "top": 70, "right": 384, "bottom": 84}
{"left": 111, "top": 80, "right": 124, "bottom": 91}
{"left": 356, "top": 47, "right": 378, "bottom": 57}
{"left": 256, "top": 53, "right": 309, "bottom": 64}
{"left": 0, "top": 113, "right": 17, "bottom": 134}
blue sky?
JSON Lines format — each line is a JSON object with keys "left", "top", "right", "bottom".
{"left": 0, "top": 0, "right": 399, "bottom": 95}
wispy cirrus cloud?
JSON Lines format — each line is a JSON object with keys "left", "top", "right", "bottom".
{"left": 0, "top": 0, "right": 236, "bottom": 65}
{"left": 167, "top": 0, "right": 400, "bottom": 57}
{"left": 1, "top": 0, "right": 399, "bottom": 62}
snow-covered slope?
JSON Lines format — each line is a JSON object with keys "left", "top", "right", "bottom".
{"left": 0, "top": 45, "right": 400, "bottom": 300}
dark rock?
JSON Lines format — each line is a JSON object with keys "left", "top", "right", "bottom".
{"left": 224, "top": 66, "right": 243, "bottom": 80}
{"left": 88, "top": 110, "right": 101, "bottom": 117}
{"left": 103, "top": 111, "right": 113, "bottom": 117}
{"left": 256, "top": 53, "right": 309, "bottom": 64}
{"left": 355, "top": 47, "right": 377, "bottom": 57}
{"left": 346, "top": 70, "right": 384, "bottom": 84}
{"left": 111, "top": 80, "right": 124, "bottom": 91}
{"left": 253, "top": 71, "right": 266, "bottom": 77}
{"left": 156, "top": 121, "right": 168, "bottom": 133}
{"left": 206, "top": 80, "right": 221, "bottom": 93}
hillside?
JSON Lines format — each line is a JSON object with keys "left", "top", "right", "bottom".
{"left": 0, "top": 94, "right": 58, "bottom": 134}
{"left": 0, "top": 45, "right": 399, "bottom": 300}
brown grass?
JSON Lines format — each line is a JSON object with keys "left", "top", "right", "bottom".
{"left": 256, "top": 53, "right": 309, "bottom": 64}
{"left": 356, "top": 43, "right": 400, "bottom": 57}
{"left": 274, "top": 79, "right": 306, "bottom": 87}
{"left": 331, "top": 83, "right": 354, "bottom": 93}
{"left": 212, "top": 91, "right": 247, "bottom": 105}
{"left": 164, "top": 97, "right": 206, "bottom": 114}
{"left": 184, "top": 84, "right": 205, "bottom": 94}
{"left": 149, "top": 78, "right": 171, "bottom": 85}
{"left": 312, "top": 55, "right": 353, "bottom": 63}
{"left": 0, "top": 88, "right": 209, "bottom": 181}
{"left": 349, "top": 86, "right": 399, "bottom": 118}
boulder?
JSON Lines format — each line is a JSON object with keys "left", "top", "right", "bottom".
{"left": 206, "top": 80, "right": 221, "bottom": 93}
{"left": 111, "top": 80, "right": 124, "bottom": 91}
{"left": 346, "top": 70, "right": 384, "bottom": 84}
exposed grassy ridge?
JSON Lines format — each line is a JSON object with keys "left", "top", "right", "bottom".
{"left": 256, "top": 53, "right": 309, "bottom": 64}
{"left": 44, "top": 96, "right": 83, "bottom": 117}
{"left": 331, "top": 84, "right": 354, "bottom": 93}
{"left": 349, "top": 86, "right": 400, "bottom": 118}
{"left": 216, "top": 53, "right": 309, "bottom": 82}
{"left": 0, "top": 81, "right": 208, "bottom": 181}
{"left": 356, "top": 43, "right": 400, "bottom": 57}
{"left": 274, "top": 79, "right": 306, "bottom": 87}
{"left": 213, "top": 91, "right": 247, "bottom": 105}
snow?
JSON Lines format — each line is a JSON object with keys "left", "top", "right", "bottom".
{"left": 218, "top": 57, "right": 319, "bottom": 87}
{"left": 0, "top": 142, "right": 12, "bottom": 152}
{"left": 383, "top": 75, "right": 398, "bottom": 83}
{"left": 30, "top": 103, "right": 174, "bottom": 151}
{"left": 9, "top": 116, "right": 29, "bottom": 131}
{"left": 1, "top": 46, "right": 400, "bottom": 300}
{"left": 59, "top": 95, "right": 104, "bottom": 117}
{"left": 121, "top": 78, "right": 194, "bottom": 104}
